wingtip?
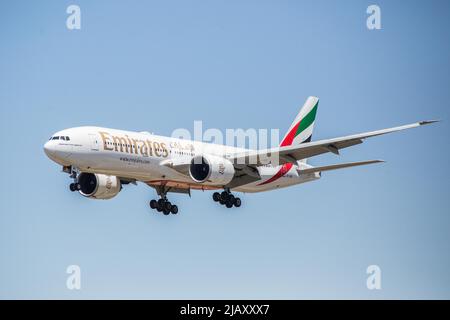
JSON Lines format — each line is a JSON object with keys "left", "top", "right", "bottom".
{"left": 419, "top": 120, "right": 440, "bottom": 125}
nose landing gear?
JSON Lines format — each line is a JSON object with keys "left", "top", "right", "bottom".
{"left": 68, "top": 167, "right": 81, "bottom": 192}
{"left": 69, "top": 182, "right": 81, "bottom": 192}
{"left": 213, "top": 190, "right": 241, "bottom": 208}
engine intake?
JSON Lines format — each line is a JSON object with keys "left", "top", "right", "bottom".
{"left": 78, "top": 173, "right": 121, "bottom": 199}
{"left": 189, "top": 155, "right": 235, "bottom": 186}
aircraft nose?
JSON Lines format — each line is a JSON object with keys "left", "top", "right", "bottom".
{"left": 43, "top": 141, "right": 55, "bottom": 157}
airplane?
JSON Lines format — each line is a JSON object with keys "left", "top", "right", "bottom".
{"left": 43, "top": 96, "right": 436, "bottom": 215}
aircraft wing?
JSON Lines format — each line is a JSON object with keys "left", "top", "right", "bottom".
{"left": 160, "top": 157, "right": 262, "bottom": 189}
{"left": 160, "top": 158, "right": 190, "bottom": 176}
{"left": 229, "top": 120, "right": 437, "bottom": 166}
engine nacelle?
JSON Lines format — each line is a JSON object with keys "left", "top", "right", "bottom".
{"left": 77, "top": 173, "right": 121, "bottom": 199}
{"left": 189, "top": 155, "right": 235, "bottom": 186}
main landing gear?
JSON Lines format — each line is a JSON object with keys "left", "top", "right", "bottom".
{"left": 213, "top": 190, "right": 241, "bottom": 208}
{"left": 149, "top": 197, "right": 178, "bottom": 215}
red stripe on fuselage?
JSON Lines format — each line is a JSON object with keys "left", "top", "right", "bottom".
{"left": 257, "top": 119, "right": 301, "bottom": 186}
{"left": 258, "top": 162, "right": 293, "bottom": 186}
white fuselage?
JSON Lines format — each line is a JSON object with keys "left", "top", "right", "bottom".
{"left": 43, "top": 126, "right": 320, "bottom": 193}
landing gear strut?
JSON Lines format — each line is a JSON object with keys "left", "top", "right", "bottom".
{"left": 213, "top": 189, "right": 241, "bottom": 208}
{"left": 67, "top": 166, "right": 81, "bottom": 192}
{"left": 149, "top": 186, "right": 178, "bottom": 215}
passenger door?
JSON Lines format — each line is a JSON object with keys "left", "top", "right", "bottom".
{"left": 88, "top": 133, "right": 100, "bottom": 151}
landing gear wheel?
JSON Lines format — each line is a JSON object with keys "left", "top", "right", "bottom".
{"left": 164, "top": 201, "right": 172, "bottom": 212}
{"left": 75, "top": 183, "right": 81, "bottom": 191}
{"left": 213, "top": 192, "right": 221, "bottom": 202}
{"left": 214, "top": 189, "right": 242, "bottom": 208}
{"left": 152, "top": 186, "right": 179, "bottom": 215}
{"left": 69, "top": 183, "right": 76, "bottom": 192}
{"left": 221, "top": 191, "right": 229, "bottom": 202}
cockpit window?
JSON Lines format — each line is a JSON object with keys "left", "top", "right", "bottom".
{"left": 49, "top": 136, "right": 70, "bottom": 141}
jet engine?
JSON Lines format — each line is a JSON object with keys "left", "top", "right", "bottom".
{"left": 189, "top": 155, "right": 235, "bottom": 186}
{"left": 77, "top": 173, "right": 121, "bottom": 199}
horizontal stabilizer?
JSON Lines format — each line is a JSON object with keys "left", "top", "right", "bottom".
{"left": 297, "top": 160, "right": 384, "bottom": 175}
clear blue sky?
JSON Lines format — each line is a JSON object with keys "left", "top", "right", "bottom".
{"left": 1, "top": 0, "right": 449, "bottom": 299}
